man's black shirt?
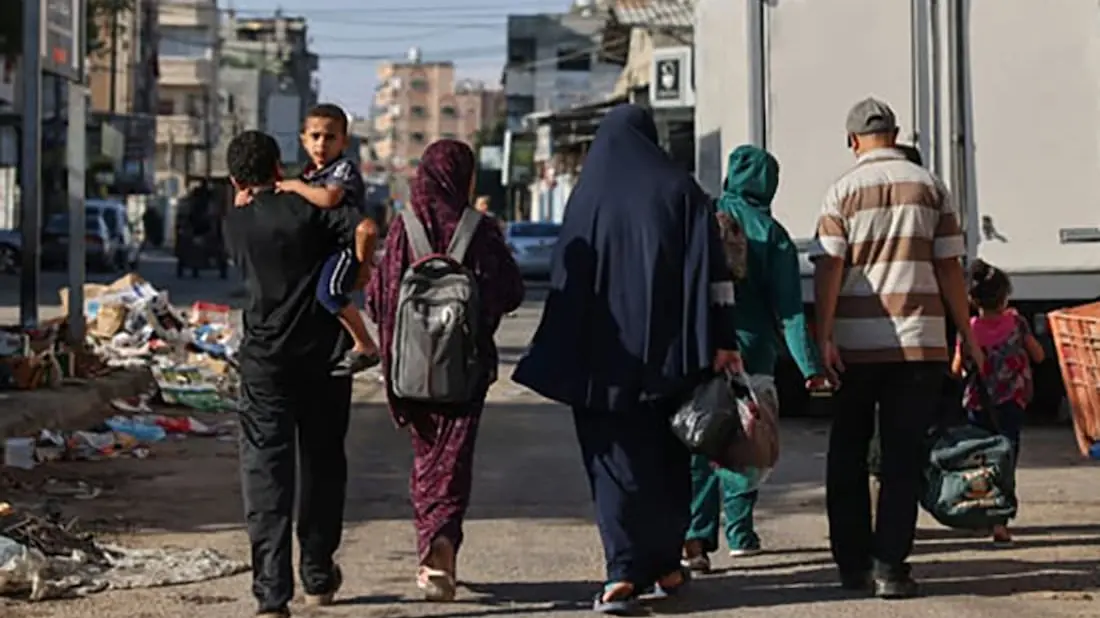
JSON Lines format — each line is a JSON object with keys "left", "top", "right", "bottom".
{"left": 224, "top": 188, "right": 361, "bottom": 377}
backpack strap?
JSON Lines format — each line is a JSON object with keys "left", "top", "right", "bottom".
{"left": 446, "top": 209, "right": 483, "bottom": 263}
{"left": 400, "top": 209, "right": 433, "bottom": 260}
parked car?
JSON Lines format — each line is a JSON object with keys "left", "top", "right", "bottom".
{"left": 87, "top": 199, "right": 140, "bottom": 271}
{"left": 41, "top": 212, "right": 117, "bottom": 272}
{"left": 0, "top": 229, "right": 19, "bottom": 275}
{"left": 505, "top": 221, "right": 561, "bottom": 279}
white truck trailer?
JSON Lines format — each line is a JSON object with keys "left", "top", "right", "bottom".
{"left": 695, "top": 0, "right": 1099, "bottom": 418}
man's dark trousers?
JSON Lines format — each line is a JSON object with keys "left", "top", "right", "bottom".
{"left": 826, "top": 361, "right": 944, "bottom": 581}
{"left": 239, "top": 367, "right": 352, "bottom": 612}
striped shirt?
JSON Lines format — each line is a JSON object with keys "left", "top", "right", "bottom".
{"left": 808, "top": 148, "right": 965, "bottom": 363}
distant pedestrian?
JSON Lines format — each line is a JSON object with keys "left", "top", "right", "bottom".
{"left": 811, "top": 97, "right": 983, "bottom": 599}
{"left": 951, "top": 259, "right": 1044, "bottom": 545}
{"left": 513, "top": 104, "right": 742, "bottom": 614}
{"left": 223, "top": 131, "right": 362, "bottom": 617}
{"left": 366, "top": 139, "right": 524, "bottom": 601}
{"left": 683, "top": 145, "right": 828, "bottom": 571}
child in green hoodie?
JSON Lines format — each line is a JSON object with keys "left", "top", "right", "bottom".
{"left": 683, "top": 145, "right": 827, "bottom": 570}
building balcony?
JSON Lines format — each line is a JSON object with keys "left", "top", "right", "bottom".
{"left": 159, "top": 57, "right": 216, "bottom": 87}
{"left": 159, "top": 0, "right": 218, "bottom": 29}
{"left": 156, "top": 114, "right": 206, "bottom": 146}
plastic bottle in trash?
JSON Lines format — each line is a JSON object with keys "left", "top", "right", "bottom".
{"left": 104, "top": 416, "right": 167, "bottom": 443}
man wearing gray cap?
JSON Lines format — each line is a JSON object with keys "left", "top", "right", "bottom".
{"left": 808, "top": 97, "right": 983, "bottom": 598}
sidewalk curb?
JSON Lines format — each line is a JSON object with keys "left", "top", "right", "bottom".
{"left": 0, "top": 369, "right": 154, "bottom": 439}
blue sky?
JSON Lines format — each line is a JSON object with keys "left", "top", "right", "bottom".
{"left": 225, "top": 0, "right": 572, "bottom": 116}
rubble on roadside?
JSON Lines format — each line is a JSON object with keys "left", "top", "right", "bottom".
{"left": 1, "top": 274, "right": 240, "bottom": 400}
{"left": 0, "top": 502, "right": 247, "bottom": 601}
{"left": 2, "top": 274, "right": 244, "bottom": 469}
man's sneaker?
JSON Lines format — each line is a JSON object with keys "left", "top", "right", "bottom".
{"left": 304, "top": 564, "right": 343, "bottom": 607}
{"left": 331, "top": 350, "right": 380, "bottom": 377}
{"left": 839, "top": 570, "right": 872, "bottom": 591}
{"left": 874, "top": 575, "right": 919, "bottom": 599}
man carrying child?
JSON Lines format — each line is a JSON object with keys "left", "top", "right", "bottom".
{"left": 238, "top": 103, "right": 380, "bottom": 376}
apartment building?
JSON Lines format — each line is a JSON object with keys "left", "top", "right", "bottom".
{"left": 503, "top": 4, "right": 621, "bottom": 131}
{"left": 86, "top": 0, "right": 160, "bottom": 194}
{"left": 88, "top": 0, "right": 159, "bottom": 115}
{"left": 218, "top": 12, "right": 319, "bottom": 168}
{"left": 155, "top": 0, "right": 220, "bottom": 190}
{"left": 454, "top": 80, "right": 506, "bottom": 145}
{"left": 371, "top": 52, "right": 503, "bottom": 177}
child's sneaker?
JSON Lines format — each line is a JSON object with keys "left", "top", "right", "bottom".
{"left": 992, "top": 524, "right": 1013, "bottom": 547}
{"left": 331, "top": 350, "right": 380, "bottom": 377}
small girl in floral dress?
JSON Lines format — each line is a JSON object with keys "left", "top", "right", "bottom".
{"left": 951, "top": 259, "right": 1045, "bottom": 545}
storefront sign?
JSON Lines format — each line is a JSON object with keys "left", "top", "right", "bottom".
{"left": 651, "top": 46, "right": 694, "bottom": 109}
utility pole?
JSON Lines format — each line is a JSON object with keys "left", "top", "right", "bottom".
{"left": 108, "top": 5, "right": 119, "bottom": 112}
{"left": 203, "top": 88, "right": 213, "bottom": 180}
{"left": 19, "top": 0, "right": 44, "bottom": 329}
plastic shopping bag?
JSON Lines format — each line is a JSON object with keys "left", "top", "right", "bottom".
{"left": 670, "top": 373, "right": 741, "bottom": 460}
{"left": 717, "top": 374, "right": 779, "bottom": 481}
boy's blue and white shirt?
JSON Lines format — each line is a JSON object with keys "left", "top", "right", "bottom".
{"left": 302, "top": 157, "right": 366, "bottom": 213}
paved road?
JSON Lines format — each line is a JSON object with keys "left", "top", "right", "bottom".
{"left": 0, "top": 251, "right": 244, "bottom": 326}
{"left": 3, "top": 289, "right": 1099, "bottom": 618}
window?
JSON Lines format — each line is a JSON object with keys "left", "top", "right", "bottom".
{"left": 157, "top": 98, "right": 175, "bottom": 115}
{"left": 440, "top": 105, "right": 457, "bottom": 118}
{"left": 557, "top": 47, "right": 591, "bottom": 72}
{"left": 506, "top": 95, "right": 535, "bottom": 118}
{"left": 508, "top": 37, "right": 536, "bottom": 67}
{"left": 158, "top": 26, "right": 210, "bottom": 59}
{"left": 410, "top": 78, "right": 429, "bottom": 92}
{"left": 185, "top": 94, "right": 203, "bottom": 116}
{"left": 410, "top": 132, "right": 426, "bottom": 144}
{"left": 411, "top": 105, "right": 427, "bottom": 118}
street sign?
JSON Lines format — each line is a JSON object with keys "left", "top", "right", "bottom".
{"left": 41, "top": 0, "right": 85, "bottom": 81}
{"left": 651, "top": 46, "right": 695, "bottom": 109}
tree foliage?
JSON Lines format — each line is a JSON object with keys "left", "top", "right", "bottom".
{"left": 0, "top": 0, "right": 135, "bottom": 58}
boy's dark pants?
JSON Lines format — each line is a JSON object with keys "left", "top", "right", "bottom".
{"left": 827, "top": 361, "right": 944, "bottom": 580}
{"left": 317, "top": 247, "right": 359, "bottom": 314}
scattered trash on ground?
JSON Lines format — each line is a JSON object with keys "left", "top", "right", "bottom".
{"left": 1, "top": 274, "right": 240, "bottom": 401}
{"left": 0, "top": 503, "right": 247, "bottom": 601}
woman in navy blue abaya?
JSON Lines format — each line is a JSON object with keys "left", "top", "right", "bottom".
{"left": 512, "top": 105, "right": 741, "bottom": 615}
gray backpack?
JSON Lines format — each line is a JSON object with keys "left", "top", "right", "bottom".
{"left": 389, "top": 208, "right": 484, "bottom": 403}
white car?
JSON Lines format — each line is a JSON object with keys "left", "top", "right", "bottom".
{"left": 505, "top": 221, "right": 561, "bottom": 279}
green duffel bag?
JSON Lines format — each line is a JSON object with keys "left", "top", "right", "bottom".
{"left": 920, "top": 424, "right": 1018, "bottom": 530}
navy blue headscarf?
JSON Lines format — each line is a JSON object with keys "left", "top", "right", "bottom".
{"left": 513, "top": 104, "right": 730, "bottom": 411}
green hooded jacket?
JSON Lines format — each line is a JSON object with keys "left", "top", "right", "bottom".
{"left": 717, "top": 145, "right": 823, "bottom": 378}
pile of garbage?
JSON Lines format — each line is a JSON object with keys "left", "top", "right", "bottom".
{"left": 0, "top": 502, "right": 247, "bottom": 601}
{"left": 1, "top": 274, "right": 241, "bottom": 407}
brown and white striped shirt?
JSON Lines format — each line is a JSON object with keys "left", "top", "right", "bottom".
{"left": 809, "top": 148, "right": 965, "bottom": 363}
